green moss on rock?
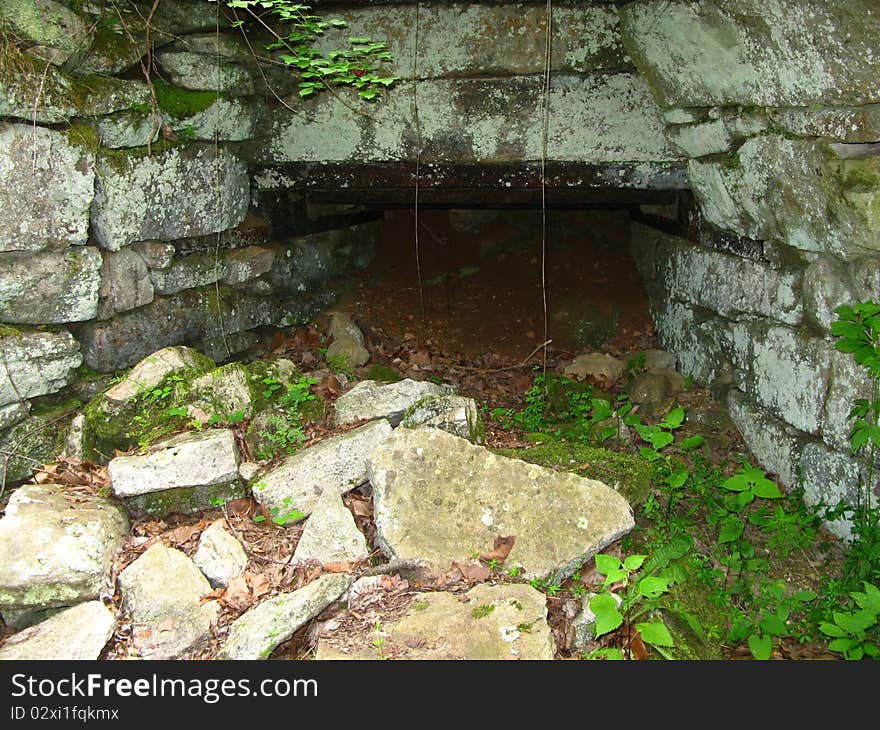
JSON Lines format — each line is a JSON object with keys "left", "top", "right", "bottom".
{"left": 153, "top": 79, "right": 218, "bottom": 119}
{"left": 124, "top": 480, "right": 245, "bottom": 518}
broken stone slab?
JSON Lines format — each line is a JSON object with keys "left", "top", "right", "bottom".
{"left": 0, "top": 247, "right": 102, "bottom": 324}
{"left": 217, "top": 573, "right": 352, "bottom": 660}
{"left": 401, "top": 394, "right": 484, "bottom": 444}
{"left": 0, "top": 0, "right": 91, "bottom": 67}
{"left": 367, "top": 427, "right": 634, "bottom": 584}
{"left": 108, "top": 429, "right": 241, "bottom": 516}
{"left": 0, "top": 330, "right": 81, "bottom": 408}
{"left": 333, "top": 378, "right": 453, "bottom": 427}
{"left": 292, "top": 489, "right": 369, "bottom": 565}
{"left": 97, "top": 248, "right": 154, "bottom": 319}
{"left": 315, "top": 583, "right": 555, "bottom": 660}
{"left": 222, "top": 246, "right": 275, "bottom": 286}
{"left": 326, "top": 311, "right": 370, "bottom": 368}
{"left": 156, "top": 51, "right": 255, "bottom": 94}
{"left": 0, "top": 601, "right": 115, "bottom": 660}
{"left": 103, "top": 346, "right": 215, "bottom": 407}
{"left": 0, "top": 484, "right": 129, "bottom": 611}
{"left": 0, "top": 124, "right": 94, "bottom": 252}
{"left": 118, "top": 543, "right": 219, "bottom": 660}
{"left": 88, "top": 110, "right": 165, "bottom": 150}
{"left": 149, "top": 253, "right": 228, "bottom": 296}
{"left": 90, "top": 145, "right": 249, "bottom": 252}
{"left": 254, "top": 419, "right": 392, "bottom": 517}
{"left": 194, "top": 520, "right": 248, "bottom": 589}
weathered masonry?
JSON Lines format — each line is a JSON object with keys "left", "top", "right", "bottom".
{"left": 1, "top": 0, "right": 879, "bottom": 539}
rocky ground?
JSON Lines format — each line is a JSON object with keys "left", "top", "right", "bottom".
{"left": 0, "top": 209, "right": 851, "bottom": 661}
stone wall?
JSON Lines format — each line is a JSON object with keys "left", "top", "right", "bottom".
{"left": 621, "top": 0, "right": 880, "bottom": 540}
{"left": 0, "top": 0, "right": 379, "bottom": 482}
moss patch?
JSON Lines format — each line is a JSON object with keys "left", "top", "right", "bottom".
{"left": 153, "top": 79, "right": 218, "bottom": 119}
{"left": 366, "top": 364, "right": 402, "bottom": 383}
{"left": 124, "top": 480, "right": 246, "bottom": 518}
{"left": 493, "top": 435, "right": 654, "bottom": 507}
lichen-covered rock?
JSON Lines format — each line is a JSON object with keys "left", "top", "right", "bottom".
{"left": 217, "top": 573, "right": 352, "bottom": 660}
{"left": 222, "top": 246, "right": 275, "bottom": 286}
{"left": 0, "top": 601, "right": 115, "bottom": 660}
{"left": 0, "top": 124, "right": 94, "bottom": 252}
{"left": 801, "top": 256, "right": 856, "bottom": 335}
{"left": 367, "top": 427, "right": 634, "bottom": 583}
{"left": 169, "top": 96, "right": 264, "bottom": 142}
{"left": 108, "top": 429, "right": 241, "bottom": 515}
{"left": 118, "top": 543, "right": 219, "bottom": 660}
{"left": 0, "top": 247, "right": 102, "bottom": 324}
{"left": 91, "top": 145, "right": 249, "bottom": 251}
{"left": 688, "top": 135, "right": 879, "bottom": 259}
{"left": 103, "top": 346, "right": 214, "bottom": 406}
{"left": 254, "top": 419, "right": 392, "bottom": 517}
{"left": 0, "top": 484, "right": 129, "bottom": 611}
{"left": 193, "top": 520, "right": 248, "bottom": 589}
{"left": 149, "top": 253, "right": 228, "bottom": 296}
{"left": 402, "top": 394, "right": 483, "bottom": 444}
{"left": 131, "top": 241, "right": 176, "bottom": 270}
{"left": 0, "top": 406, "right": 78, "bottom": 485}
{"left": 315, "top": 583, "right": 555, "bottom": 660}
{"left": 799, "top": 442, "right": 867, "bottom": 542}
{"left": 89, "top": 111, "right": 164, "bottom": 150}
{"left": 188, "top": 362, "right": 256, "bottom": 421}
{"left": 0, "top": 0, "right": 90, "bottom": 67}
{"left": 97, "top": 248, "right": 154, "bottom": 319}
{"left": 156, "top": 51, "right": 255, "bottom": 94}
{"left": 326, "top": 311, "right": 370, "bottom": 368}
{"left": 292, "top": 489, "right": 369, "bottom": 565}
{"left": 620, "top": 0, "right": 880, "bottom": 107}
{"left": 630, "top": 223, "right": 803, "bottom": 325}
{"left": 731, "top": 322, "right": 831, "bottom": 436}
{"left": 0, "top": 330, "right": 81, "bottom": 408}
{"left": 333, "top": 379, "right": 452, "bottom": 427}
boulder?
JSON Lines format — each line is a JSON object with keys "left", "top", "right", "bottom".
{"left": 103, "top": 346, "right": 214, "bottom": 407}
{"left": 193, "top": 520, "right": 248, "bottom": 589}
{"left": 367, "top": 427, "right": 634, "bottom": 583}
{"left": 0, "top": 330, "right": 81, "bottom": 408}
{"left": 401, "top": 394, "right": 484, "bottom": 443}
{"left": 333, "top": 379, "right": 452, "bottom": 427}
{"left": 292, "top": 489, "right": 369, "bottom": 565}
{"left": 326, "top": 311, "right": 370, "bottom": 368}
{"left": 0, "top": 601, "right": 114, "bottom": 660}
{"left": 0, "top": 484, "right": 129, "bottom": 611}
{"left": 118, "top": 543, "right": 219, "bottom": 660}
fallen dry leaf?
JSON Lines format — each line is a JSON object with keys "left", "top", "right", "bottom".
{"left": 452, "top": 560, "right": 491, "bottom": 583}
{"left": 479, "top": 535, "right": 515, "bottom": 564}
{"left": 322, "top": 561, "right": 356, "bottom": 574}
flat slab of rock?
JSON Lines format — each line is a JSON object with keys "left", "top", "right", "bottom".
{"left": 118, "top": 543, "right": 219, "bottom": 660}
{"left": 367, "top": 428, "right": 634, "bottom": 583}
{"left": 402, "top": 394, "right": 483, "bottom": 443}
{"left": 333, "top": 379, "right": 451, "bottom": 427}
{"left": 292, "top": 489, "right": 369, "bottom": 565}
{"left": 109, "top": 429, "right": 240, "bottom": 513}
{"left": 254, "top": 420, "right": 391, "bottom": 516}
{"left": 0, "top": 484, "right": 129, "bottom": 611}
{"left": 315, "top": 583, "right": 555, "bottom": 660}
{"left": 217, "top": 573, "right": 352, "bottom": 660}
{"left": 0, "top": 601, "right": 115, "bottom": 660}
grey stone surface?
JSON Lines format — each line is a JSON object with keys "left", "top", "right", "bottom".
{"left": 169, "top": 96, "right": 264, "bottom": 142}
{"left": 326, "top": 311, "right": 370, "bottom": 368}
{"left": 109, "top": 429, "right": 240, "bottom": 498}
{"left": 292, "top": 489, "right": 369, "bottom": 565}
{"left": 222, "top": 246, "right": 275, "bottom": 286}
{"left": 727, "top": 390, "right": 807, "bottom": 490}
{"left": 648, "top": 301, "right": 732, "bottom": 385}
{"left": 621, "top": 0, "right": 880, "bottom": 107}
{"left": 769, "top": 105, "right": 880, "bottom": 144}
{"left": 0, "top": 0, "right": 90, "bottom": 67}
{"left": 217, "top": 573, "right": 352, "bottom": 660}
{"left": 188, "top": 362, "right": 256, "bottom": 421}
{"left": 823, "top": 347, "right": 875, "bottom": 454}
{"left": 402, "top": 394, "right": 483, "bottom": 444}
{"left": 367, "top": 427, "right": 634, "bottom": 583}
{"left": 334, "top": 379, "right": 451, "bottom": 427}
{"left": 315, "top": 583, "right": 555, "bottom": 660}
{"left": 131, "top": 242, "right": 176, "bottom": 270}
{"left": 194, "top": 520, "right": 248, "bottom": 589}
{"left": 254, "top": 420, "right": 392, "bottom": 517}
{"left": 156, "top": 51, "right": 255, "bottom": 94}
{"left": 91, "top": 146, "right": 249, "bottom": 251}
{"left": 149, "top": 253, "right": 228, "bottom": 296}
{"left": 0, "top": 124, "right": 94, "bottom": 252}
{"left": 799, "top": 442, "right": 867, "bottom": 542}
{"left": 97, "top": 248, "right": 154, "bottom": 318}
{"left": 802, "top": 256, "right": 856, "bottom": 335}
{"left": 0, "top": 331, "right": 81, "bottom": 408}
{"left": 731, "top": 322, "right": 831, "bottom": 436}
{"left": 90, "top": 111, "right": 164, "bottom": 149}
{"left": 0, "top": 247, "right": 102, "bottom": 324}
{"left": 118, "top": 543, "right": 219, "bottom": 660}
{"left": 103, "top": 346, "right": 213, "bottom": 406}
{"left": 0, "top": 600, "right": 114, "bottom": 660}
{"left": 0, "top": 484, "right": 129, "bottom": 611}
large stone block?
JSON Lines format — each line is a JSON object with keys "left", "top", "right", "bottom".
{"left": 0, "top": 247, "right": 102, "bottom": 324}
{"left": 0, "top": 124, "right": 94, "bottom": 252}
{"left": 0, "top": 331, "right": 81, "bottom": 407}
{"left": 91, "top": 145, "right": 249, "bottom": 251}
{"left": 731, "top": 322, "right": 831, "bottom": 436}
{"left": 97, "top": 248, "right": 154, "bottom": 318}
{"left": 620, "top": 0, "right": 880, "bottom": 107}
{"left": 0, "top": 0, "right": 90, "bottom": 67}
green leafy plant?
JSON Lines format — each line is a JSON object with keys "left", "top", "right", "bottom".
{"left": 819, "top": 581, "right": 880, "bottom": 660}
{"left": 253, "top": 496, "right": 305, "bottom": 526}
{"left": 219, "top": 1, "right": 398, "bottom": 100}
{"left": 586, "top": 553, "right": 676, "bottom": 660}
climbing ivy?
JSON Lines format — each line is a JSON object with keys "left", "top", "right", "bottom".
{"left": 214, "top": 1, "right": 398, "bottom": 99}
